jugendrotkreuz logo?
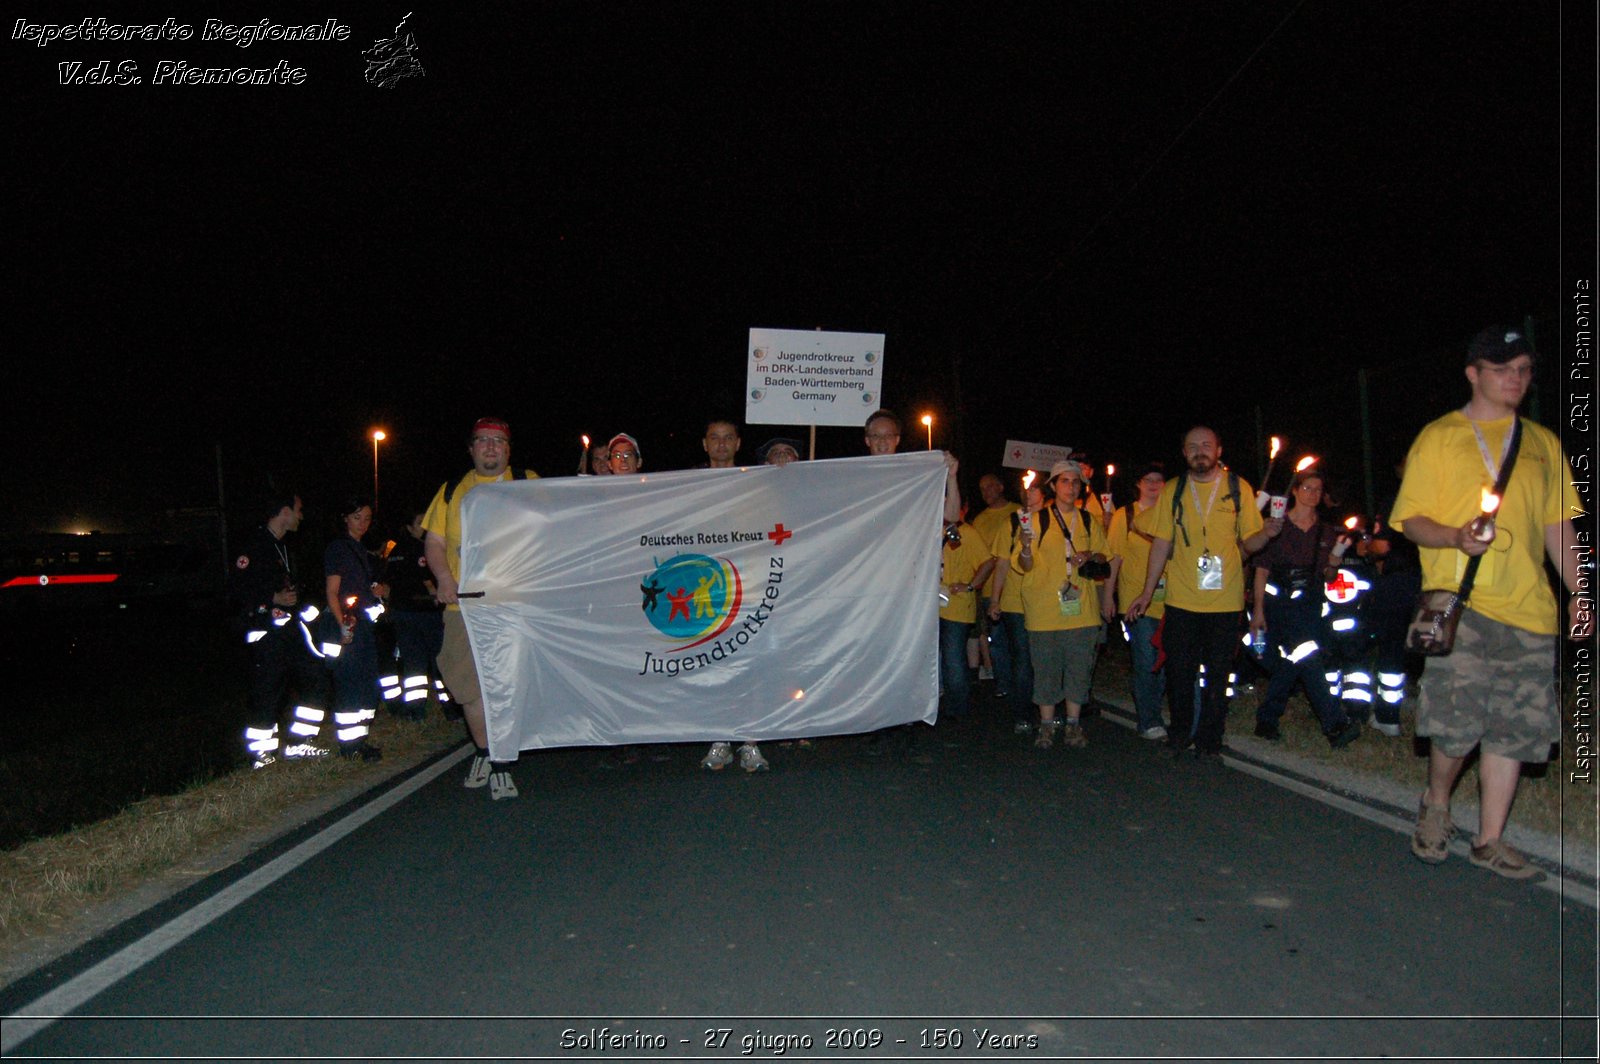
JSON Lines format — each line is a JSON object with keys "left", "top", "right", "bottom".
{"left": 640, "top": 554, "right": 742, "bottom": 648}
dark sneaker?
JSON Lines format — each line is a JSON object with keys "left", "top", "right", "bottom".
{"left": 1411, "top": 799, "right": 1453, "bottom": 864}
{"left": 1253, "top": 720, "right": 1282, "bottom": 741}
{"left": 489, "top": 770, "right": 519, "bottom": 801}
{"left": 340, "top": 741, "right": 382, "bottom": 762}
{"left": 1328, "top": 720, "right": 1362, "bottom": 750}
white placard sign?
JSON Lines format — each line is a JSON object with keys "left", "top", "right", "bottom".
{"left": 746, "top": 327, "right": 885, "bottom": 427}
{"left": 1002, "top": 439, "right": 1073, "bottom": 471}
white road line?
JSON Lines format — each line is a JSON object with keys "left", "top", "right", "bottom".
{"left": 1096, "top": 698, "right": 1597, "bottom": 908}
{"left": 1, "top": 745, "right": 473, "bottom": 1055}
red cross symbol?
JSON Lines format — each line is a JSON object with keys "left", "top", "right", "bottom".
{"left": 1324, "top": 568, "right": 1358, "bottom": 604}
{"left": 1011, "top": 447, "right": 1024, "bottom": 461}
{"left": 768, "top": 523, "right": 793, "bottom": 546}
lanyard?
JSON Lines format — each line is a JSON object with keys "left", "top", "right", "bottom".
{"left": 1465, "top": 412, "right": 1517, "bottom": 485}
{"left": 1188, "top": 476, "right": 1221, "bottom": 551}
{"left": 1054, "top": 504, "right": 1081, "bottom": 559}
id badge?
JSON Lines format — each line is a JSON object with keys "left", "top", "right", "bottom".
{"left": 1197, "top": 552, "right": 1224, "bottom": 592}
{"left": 1152, "top": 575, "right": 1167, "bottom": 603}
{"left": 1058, "top": 582, "right": 1082, "bottom": 616}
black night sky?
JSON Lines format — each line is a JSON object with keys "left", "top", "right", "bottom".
{"left": 4, "top": 1, "right": 1593, "bottom": 541}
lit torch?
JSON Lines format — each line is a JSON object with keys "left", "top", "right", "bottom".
{"left": 1470, "top": 487, "right": 1501, "bottom": 542}
{"left": 1263, "top": 436, "right": 1283, "bottom": 491}
{"left": 1294, "top": 455, "right": 1318, "bottom": 474}
{"left": 578, "top": 434, "right": 590, "bottom": 475}
{"left": 1019, "top": 471, "right": 1036, "bottom": 533}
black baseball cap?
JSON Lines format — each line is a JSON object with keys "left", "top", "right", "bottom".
{"left": 1466, "top": 326, "right": 1535, "bottom": 366}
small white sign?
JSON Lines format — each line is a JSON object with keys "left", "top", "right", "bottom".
{"left": 1001, "top": 439, "right": 1072, "bottom": 471}
{"left": 746, "top": 328, "right": 885, "bottom": 427}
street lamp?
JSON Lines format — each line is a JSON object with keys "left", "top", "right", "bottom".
{"left": 371, "top": 429, "right": 387, "bottom": 512}
{"left": 920, "top": 413, "right": 933, "bottom": 450}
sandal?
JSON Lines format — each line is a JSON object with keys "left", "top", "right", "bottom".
{"left": 1469, "top": 838, "right": 1543, "bottom": 881}
{"left": 1410, "top": 799, "right": 1452, "bottom": 864}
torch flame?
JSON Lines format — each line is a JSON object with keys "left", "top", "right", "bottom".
{"left": 1294, "top": 455, "right": 1317, "bottom": 473}
{"left": 582, "top": 434, "right": 590, "bottom": 448}
{"left": 1269, "top": 436, "right": 1282, "bottom": 459}
{"left": 1481, "top": 488, "right": 1501, "bottom": 514}
{"left": 1022, "top": 470, "right": 1036, "bottom": 490}
{"left": 1105, "top": 463, "right": 1116, "bottom": 477}
{"left": 1344, "top": 516, "right": 1360, "bottom": 530}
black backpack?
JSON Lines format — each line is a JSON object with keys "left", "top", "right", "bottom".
{"left": 1168, "top": 469, "right": 1242, "bottom": 548}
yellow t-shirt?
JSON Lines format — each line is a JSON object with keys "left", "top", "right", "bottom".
{"left": 1135, "top": 471, "right": 1263, "bottom": 613}
{"left": 1391, "top": 412, "right": 1576, "bottom": 635}
{"left": 939, "top": 522, "right": 992, "bottom": 624}
{"left": 969, "top": 502, "right": 1020, "bottom": 597}
{"left": 1108, "top": 501, "right": 1166, "bottom": 620}
{"left": 421, "top": 468, "right": 540, "bottom": 610}
{"left": 1012, "top": 503, "right": 1109, "bottom": 632}
{"left": 989, "top": 519, "right": 1026, "bottom": 614}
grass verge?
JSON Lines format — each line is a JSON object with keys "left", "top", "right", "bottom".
{"left": 0, "top": 712, "right": 461, "bottom": 986}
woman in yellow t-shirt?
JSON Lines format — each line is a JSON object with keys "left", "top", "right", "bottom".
{"left": 1013, "top": 461, "right": 1109, "bottom": 749}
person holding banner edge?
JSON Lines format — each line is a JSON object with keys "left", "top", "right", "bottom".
{"left": 865, "top": 408, "right": 964, "bottom": 523}
{"left": 422, "top": 416, "right": 539, "bottom": 801}
{"left": 698, "top": 418, "right": 772, "bottom": 773}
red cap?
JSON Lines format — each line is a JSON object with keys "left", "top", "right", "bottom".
{"left": 472, "top": 416, "right": 511, "bottom": 440}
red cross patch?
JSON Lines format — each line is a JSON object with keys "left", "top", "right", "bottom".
{"left": 1324, "top": 568, "right": 1358, "bottom": 603}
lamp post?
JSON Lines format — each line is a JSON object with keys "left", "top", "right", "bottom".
{"left": 920, "top": 413, "right": 933, "bottom": 450}
{"left": 371, "top": 429, "right": 387, "bottom": 513}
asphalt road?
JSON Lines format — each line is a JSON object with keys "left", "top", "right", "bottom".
{"left": 3, "top": 709, "right": 1595, "bottom": 1062}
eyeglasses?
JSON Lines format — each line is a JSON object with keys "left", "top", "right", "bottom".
{"left": 611, "top": 451, "right": 639, "bottom": 461}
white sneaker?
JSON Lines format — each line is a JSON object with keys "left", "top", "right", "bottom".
{"left": 737, "top": 743, "right": 769, "bottom": 772}
{"left": 281, "top": 743, "right": 331, "bottom": 760}
{"left": 464, "top": 754, "right": 492, "bottom": 789}
{"left": 1372, "top": 719, "right": 1402, "bottom": 738}
{"left": 1139, "top": 725, "right": 1169, "bottom": 741}
{"left": 701, "top": 742, "right": 734, "bottom": 770}
{"left": 978, "top": 666, "right": 994, "bottom": 680}
{"left": 489, "top": 770, "right": 519, "bottom": 800}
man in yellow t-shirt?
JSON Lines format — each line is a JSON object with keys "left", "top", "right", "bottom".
{"left": 423, "top": 416, "right": 540, "bottom": 801}
{"left": 1126, "top": 427, "right": 1276, "bottom": 758}
{"left": 938, "top": 519, "right": 995, "bottom": 721}
{"left": 969, "top": 473, "right": 1021, "bottom": 693}
{"left": 1391, "top": 326, "right": 1591, "bottom": 881}
{"left": 988, "top": 473, "right": 1042, "bottom": 735}
{"left": 1106, "top": 462, "right": 1170, "bottom": 740}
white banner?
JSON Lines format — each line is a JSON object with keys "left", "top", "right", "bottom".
{"left": 746, "top": 327, "right": 885, "bottom": 427}
{"left": 1002, "top": 438, "right": 1073, "bottom": 471}
{"left": 458, "top": 452, "right": 946, "bottom": 758}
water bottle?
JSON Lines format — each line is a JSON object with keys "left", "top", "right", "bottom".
{"left": 1251, "top": 628, "right": 1267, "bottom": 659}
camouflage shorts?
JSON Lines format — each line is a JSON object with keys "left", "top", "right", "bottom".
{"left": 1417, "top": 608, "right": 1558, "bottom": 763}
